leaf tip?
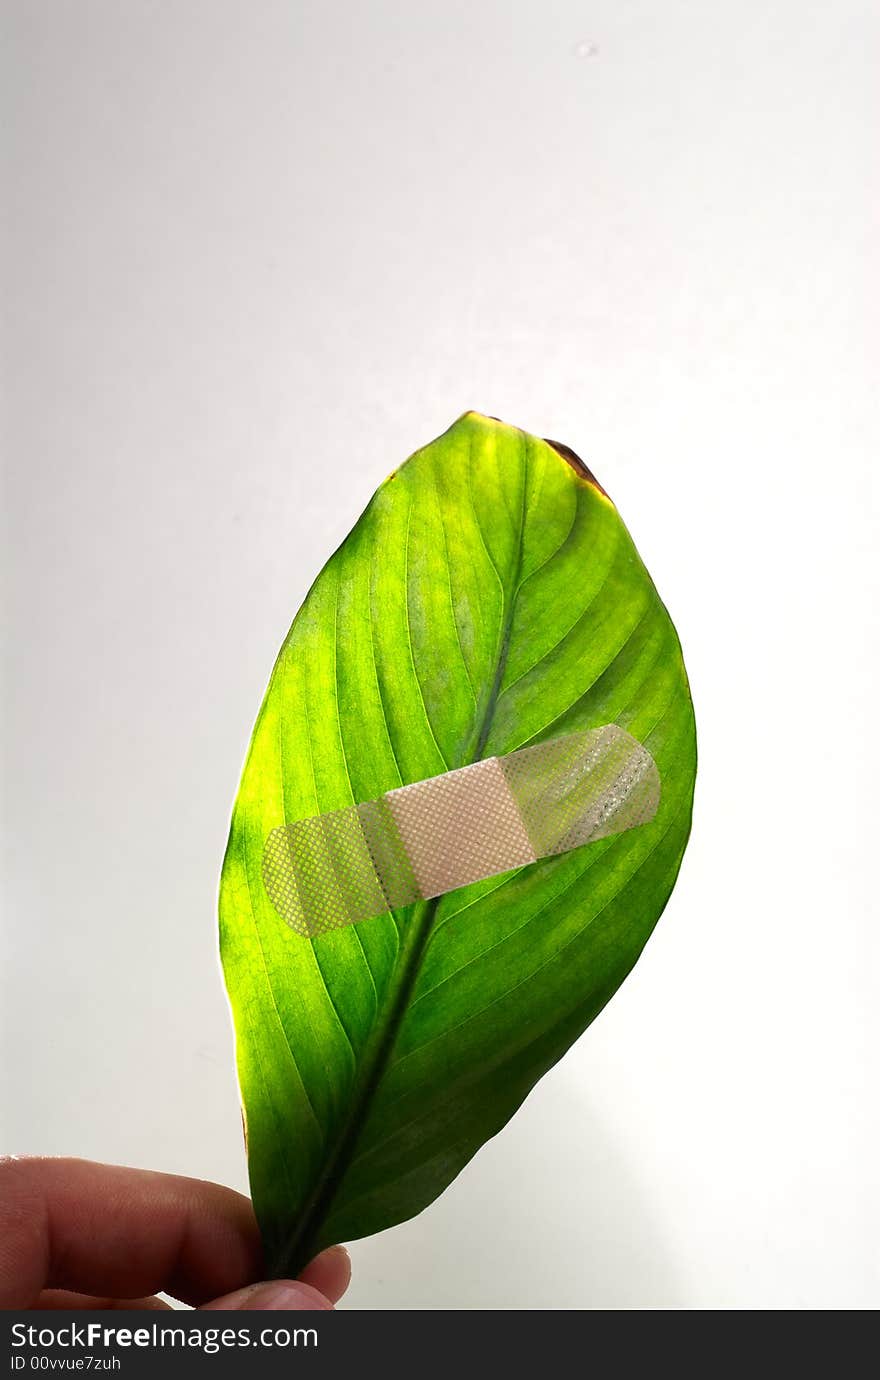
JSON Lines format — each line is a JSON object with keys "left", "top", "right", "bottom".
{"left": 457, "top": 409, "right": 509, "bottom": 430}
{"left": 450, "top": 413, "right": 612, "bottom": 503}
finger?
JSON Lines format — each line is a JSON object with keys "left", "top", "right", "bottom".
{"left": 35, "top": 1251, "right": 352, "bottom": 1311}
{"left": 201, "top": 1246, "right": 352, "bottom": 1311}
{"left": 0, "top": 1157, "right": 263, "bottom": 1308}
{"left": 297, "top": 1245, "right": 351, "bottom": 1304}
{"left": 32, "top": 1292, "right": 173, "bottom": 1310}
{"left": 201, "top": 1279, "right": 333, "bottom": 1311}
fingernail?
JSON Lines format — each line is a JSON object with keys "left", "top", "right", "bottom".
{"left": 244, "top": 1280, "right": 333, "bottom": 1311}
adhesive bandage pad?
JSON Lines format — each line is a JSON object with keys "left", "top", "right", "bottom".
{"left": 262, "top": 723, "right": 660, "bottom": 938}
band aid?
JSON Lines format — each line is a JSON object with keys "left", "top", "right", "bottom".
{"left": 262, "top": 724, "right": 660, "bottom": 938}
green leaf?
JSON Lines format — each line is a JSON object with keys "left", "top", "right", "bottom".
{"left": 219, "top": 412, "right": 697, "bottom": 1274}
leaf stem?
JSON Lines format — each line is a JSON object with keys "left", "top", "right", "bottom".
{"left": 266, "top": 894, "right": 440, "bottom": 1278}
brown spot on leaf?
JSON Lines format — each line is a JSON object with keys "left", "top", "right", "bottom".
{"left": 544, "top": 437, "right": 609, "bottom": 499}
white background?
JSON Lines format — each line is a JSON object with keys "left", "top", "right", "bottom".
{"left": 2, "top": 1, "right": 878, "bottom": 1310}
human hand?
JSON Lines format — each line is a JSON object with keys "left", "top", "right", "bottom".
{"left": 0, "top": 1158, "right": 350, "bottom": 1310}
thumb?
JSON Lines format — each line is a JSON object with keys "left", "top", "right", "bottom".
{"left": 201, "top": 1279, "right": 333, "bottom": 1310}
